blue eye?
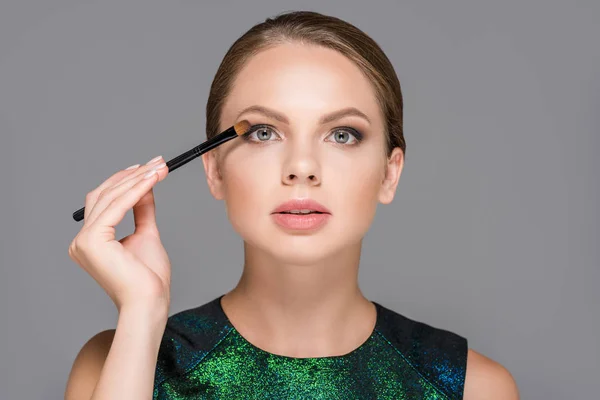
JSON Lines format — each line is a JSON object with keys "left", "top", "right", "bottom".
{"left": 242, "top": 125, "right": 281, "bottom": 142}
{"left": 326, "top": 128, "right": 363, "bottom": 145}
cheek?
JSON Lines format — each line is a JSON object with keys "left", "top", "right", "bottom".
{"left": 339, "top": 149, "right": 383, "bottom": 197}
{"left": 327, "top": 156, "right": 384, "bottom": 233}
{"left": 219, "top": 154, "right": 278, "bottom": 234}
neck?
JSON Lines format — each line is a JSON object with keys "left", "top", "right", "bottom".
{"left": 221, "top": 240, "right": 376, "bottom": 358}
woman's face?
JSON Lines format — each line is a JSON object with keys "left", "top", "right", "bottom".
{"left": 202, "top": 42, "right": 403, "bottom": 265}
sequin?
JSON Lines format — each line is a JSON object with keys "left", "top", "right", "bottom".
{"left": 153, "top": 295, "right": 467, "bottom": 399}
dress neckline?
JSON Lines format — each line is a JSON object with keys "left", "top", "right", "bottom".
{"left": 215, "top": 294, "right": 381, "bottom": 360}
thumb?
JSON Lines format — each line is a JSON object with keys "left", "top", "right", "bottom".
{"left": 132, "top": 188, "right": 159, "bottom": 236}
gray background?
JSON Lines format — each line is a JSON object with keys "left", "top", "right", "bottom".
{"left": 1, "top": 1, "right": 598, "bottom": 399}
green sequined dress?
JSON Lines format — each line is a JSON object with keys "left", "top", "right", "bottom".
{"left": 153, "top": 294, "right": 467, "bottom": 399}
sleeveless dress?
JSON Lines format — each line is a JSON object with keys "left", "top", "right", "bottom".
{"left": 153, "top": 294, "right": 468, "bottom": 399}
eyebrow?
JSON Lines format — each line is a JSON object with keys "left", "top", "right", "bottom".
{"left": 235, "top": 105, "right": 371, "bottom": 125}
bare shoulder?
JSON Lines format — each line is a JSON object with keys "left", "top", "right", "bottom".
{"left": 463, "top": 348, "right": 519, "bottom": 400}
{"left": 64, "top": 329, "right": 116, "bottom": 400}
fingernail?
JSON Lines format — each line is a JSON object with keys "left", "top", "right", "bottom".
{"left": 154, "top": 162, "right": 167, "bottom": 170}
{"left": 146, "top": 155, "right": 162, "bottom": 165}
{"left": 125, "top": 164, "right": 140, "bottom": 170}
{"left": 144, "top": 167, "right": 158, "bottom": 179}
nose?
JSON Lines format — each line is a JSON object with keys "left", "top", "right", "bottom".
{"left": 281, "top": 143, "right": 321, "bottom": 187}
{"left": 283, "top": 171, "right": 320, "bottom": 186}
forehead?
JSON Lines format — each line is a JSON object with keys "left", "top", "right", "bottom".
{"left": 222, "top": 43, "right": 381, "bottom": 125}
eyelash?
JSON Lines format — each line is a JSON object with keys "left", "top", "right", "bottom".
{"left": 241, "top": 124, "right": 364, "bottom": 146}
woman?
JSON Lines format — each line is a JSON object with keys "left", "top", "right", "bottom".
{"left": 65, "top": 10, "right": 519, "bottom": 399}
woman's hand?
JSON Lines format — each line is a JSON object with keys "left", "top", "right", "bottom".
{"left": 68, "top": 156, "right": 172, "bottom": 313}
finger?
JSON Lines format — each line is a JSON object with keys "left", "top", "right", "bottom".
{"left": 85, "top": 162, "right": 167, "bottom": 227}
{"left": 84, "top": 158, "right": 165, "bottom": 227}
{"left": 133, "top": 188, "right": 159, "bottom": 236}
{"left": 84, "top": 163, "right": 143, "bottom": 222}
{"left": 90, "top": 166, "right": 166, "bottom": 231}
{"left": 109, "top": 157, "right": 166, "bottom": 189}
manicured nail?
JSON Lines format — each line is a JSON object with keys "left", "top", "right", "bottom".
{"left": 154, "top": 162, "right": 167, "bottom": 170}
{"left": 146, "top": 155, "right": 162, "bottom": 165}
{"left": 144, "top": 167, "right": 158, "bottom": 179}
{"left": 125, "top": 164, "right": 140, "bottom": 170}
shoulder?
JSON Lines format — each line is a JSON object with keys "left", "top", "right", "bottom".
{"left": 375, "top": 303, "right": 519, "bottom": 399}
{"left": 64, "top": 329, "right": 116, "bottom": 400}
{"left": 463, "top": 348, "right": 520, "bottom": 400}
{"left": 155, "top": 296, "right": 231, "bottom": 388}
{"left": 374, "top": 302, "right": 468, "bottom": 398}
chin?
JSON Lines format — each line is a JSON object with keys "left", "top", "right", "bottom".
{"left": 267, "top": 246, "right": 337, "bottom": 267}
{"left": 239, "top": 230, "right": 341, "bottom": 266}
{"left": 232, "top": 216, "right": 366, "bottom": 264}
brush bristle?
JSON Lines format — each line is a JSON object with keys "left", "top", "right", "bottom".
{"left": 233, "top": 120, "right": 251, "bottom": 136}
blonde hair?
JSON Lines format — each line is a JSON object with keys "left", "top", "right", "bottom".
{"left": 206, "top": 10, "right": 405, "bottom": 158}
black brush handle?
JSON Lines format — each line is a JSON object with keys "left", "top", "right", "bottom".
{"left": 72, "top": 126, "right": 239, "bottom": 222}
{"left": 165, "top": 127, "right": 237, "bottom": 172}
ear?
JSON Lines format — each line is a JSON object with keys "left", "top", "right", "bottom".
{"left": 378, "top": 147, "right": 404, "bottom": 205}
{"left": 201, "top": 150, "right": 225, "bottom": 200}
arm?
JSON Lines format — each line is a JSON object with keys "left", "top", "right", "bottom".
{"left": 463, "top": 348, "right": 520, "bottom": 400}
{"left": 64, "top": 304, "right": 168, "bottom": 400}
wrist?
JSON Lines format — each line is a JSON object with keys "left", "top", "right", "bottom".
{"left": 118, "top": 302, "right": 169, "bottom": 326}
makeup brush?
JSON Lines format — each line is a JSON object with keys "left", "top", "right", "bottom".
{"left": 72, "top": 120, "right": 251, "bottom": 222}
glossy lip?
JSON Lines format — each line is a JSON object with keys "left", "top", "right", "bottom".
{"left": 271, "top": 198, "right": 332, "bottom": 214}
{"left": 271, "top": 212, "right": 331, "bottom": 231}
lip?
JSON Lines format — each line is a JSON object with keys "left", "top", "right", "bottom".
{"left": 271, "top": 212, "right": 331, "bottom": 231}
{"left": 271, "top": 198, "right": 332, "bottom": 214}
